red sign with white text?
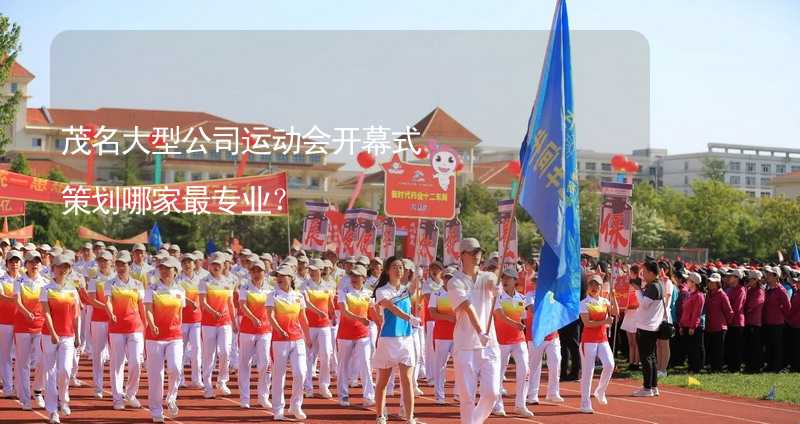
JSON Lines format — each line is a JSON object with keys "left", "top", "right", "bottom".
{"left": 382, "top": 155, "right": 456, "bottom": 220}
{"left": 0, "top": 198, "right": 25, "bottom": 217}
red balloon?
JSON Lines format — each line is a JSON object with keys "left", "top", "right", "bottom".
{"left": 507, "top": 160, "right": 521, "bottom": 177}
{"left": 240, "top": 132, "right": 257, "bottom": 148}
{"left": 147, "top": 131, "right": 166, "bottom": 149}
{"left": 414, "top": 145, "right": 429, "bottom": 160}
{"left": 626, "top": 160, "right": 640, "bottom": 173}
{"left": 456, "top": 161, "right": 464, "bottom": 172}
{"left": 610, "top": 154, "right": 627, "bottom": 170}
{"left": 82, "top": 123, "right": 99, "bottom": 140}
{"left": 356, "top": 151, "right": 375, "bottom": 169}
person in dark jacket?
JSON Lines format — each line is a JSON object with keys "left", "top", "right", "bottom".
{"left": 743, "top": 270, "right": 765, "bottom": 373}
{"left": 724, "top": 269, "right": 747, "bottom": 372}
{"left": 704, "top": 273, "right": 733, "bottom": 372}
{"left": 762, "top": 266, "right": 790, "bottom": 372}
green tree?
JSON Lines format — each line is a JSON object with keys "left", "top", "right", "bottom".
{"left": 460, "top": 211, "right": 497, "bottom": 253}
{"left": 579, "top": 180, "right": 601, "bottom": 248}
{"left": 701, "top": 157, "right": 727, "bottom": 182}
{"left": 0, "top": 15, "right": 22, "bottom": 155}
{"left": 9, "top": 153, "right": 30, "bottom": 175}
{"left": 631, "top": 203, "right": 665, "bottom": 249}
{"left": 684, "top": 179, "right": 749, "bottom": 258}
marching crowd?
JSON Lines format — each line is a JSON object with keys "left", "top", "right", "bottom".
{"left": 0, "top": 236, "right": 798, "bottom": 424}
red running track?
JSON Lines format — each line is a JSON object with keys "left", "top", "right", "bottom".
{"left": 1, "top": 363, "right": 798, "bottom": 423}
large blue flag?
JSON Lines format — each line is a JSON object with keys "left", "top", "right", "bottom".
{"left": 518, "top": 0, "right": 581, "bottom": 346}
{"left": 148, "top": 223, "right": 163, "bottom": 251}
{"left": 792, "top": 242, "right": 800, "bottom": 263}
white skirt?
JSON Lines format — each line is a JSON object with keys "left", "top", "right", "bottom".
{"left": 372, "top": 335, "right": 416, "bottom": 369}
{"left": 621, "top": 309, "right": 639, "bottom": 333}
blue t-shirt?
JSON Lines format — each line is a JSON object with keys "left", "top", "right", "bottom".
{"left": 376, "top": 284, "right": 412, "bottom": 338}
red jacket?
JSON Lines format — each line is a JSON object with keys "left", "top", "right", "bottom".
{"left": 705, "top": 288, "right": 733, "bottom": 332}
{"left": 744, "top": 286, "right": 765, "bottom": 327}
{"left": 725, "top": 285, "right": 747, "bottom": 327}
{"left": 763, "top": 285, "right": 790, "bottom": 326}
{"left": 788, "top": 291, "right": 800, "bottom": 328}
{"left": 679, "top": 290, "right": 704, "bottom": 329}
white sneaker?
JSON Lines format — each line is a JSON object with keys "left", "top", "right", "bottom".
{"left": 363, "top": 398, "right": 375, "bottom": 408}
{"left": 632, "top": 388, "right": 654, "bottom": 397}
{"left": 546, "top": 395, "right": 565, "bottom": 403}
{"left": 500, "top": 387, "right": 508, "bottom": 396}
{"left": 273, "top": 414, "right": 288, "bottom": 421}
{"left": 657, "top": 370, "right": 667, "bottom": 378}
{"left": 527, "top": 397, "right": 540, "bottom": 405}
{"left": 319, "top": 388, "right": 333, "bottom": 399}
{"left": 94, "top": 390, "right": 103, "bottom": 399}
{"left": 289, "top": 406, "right": 307, "bottom": 420}
{"left": 304, "top": 388, "right": 314, "bottom": 398}
{"left": 339, "top": 397, "right": 350, "bottom": 407}
{"left": 240, "top": 402, "right": 250, "bottom": 409}
{"left": 60, "top": 403, "right": 71, "bottom": 416}
{"left": 35, "top": 393, "right": 45, "bottom": 408}
{"left": 492, "top": 408, "right": 506, "bottom": 417}
{"left": 49, "top": 412, "right": 60, "bottom": 424}
{"left": 70, "top": 378, "right": 83, "bottom": 387}
{"left": 580, "top": 406, "right": 594, "bottom": 414}
{"left": 515, "top": 406, "right": 534, "bottom": 417}
{"left": 414, "top": 387, "right": 424, "bottom": 396}
{"left": 406, "top": 418, "right": 417, "bottom": 424}
{"left": 203, "top": 389, "right": 215, "bottom": 399}
{"left": 435, "top": 397, "right": 447, "bottom": 405}
{"left": 125, "top": 396, "right": 142, "bottom": 408}
{"left": 653, "top": 387, "right": 660, "bottom": 396}
{"left": 113, "top": 401, "right": 125, "bottom": 410}
{"left": 152, "top": 416, "right": 164, "bottom": 423}
{"left": 167, "top": 400, "right": 179, "bottom": 418}
{"left": 21, "top": 403, "right": 32, "bottom": 411}
{"left": 594, "top": 390, "right": 608, "bottom": 405}
{"left": 218, "top": 382, "right": 232, "bottom": 396}
{"left": 259, "top": 395, "right": 272, "bottom": 410}
{"left": 375, "top": 417, "right": 388, "bottom": 424}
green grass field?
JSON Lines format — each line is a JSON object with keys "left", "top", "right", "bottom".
{"left": 658, "top": 372, "right": 800, "bottom": 405}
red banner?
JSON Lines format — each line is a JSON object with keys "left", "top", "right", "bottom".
{"left": 302, "top": 201, "right": 329, "bottom": 252}
{"left": 325, "top": 209, "right": 344, "bottom": 254}
{"left": 353, "top": 209, "right": 378, "bottom": 258}
{"left": 0, "top": 169, "right": 288, "bottom": 216}
{"left": 77, "top": 226, "right": 148, "bottom": 244}
{"left": 443, "top": 213, "right": 462, "bottom": 267}
{"left": 382, "top": 155, "right": 456, "bottom": 220}
{"left": 598, "top": 182, "right": 634, "bottom": 257}
{"left": 0, "top": 225, "right": 34, "bottom": 239}
{"left": 396, "top": 218, "right": 420, "bottom": 260}
{"left": 0, "top": 198, "right": 25, "bottom": 217}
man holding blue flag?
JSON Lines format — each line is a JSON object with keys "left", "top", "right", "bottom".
{"left": 518, "top": 0, "right": 582, "bottom": 357}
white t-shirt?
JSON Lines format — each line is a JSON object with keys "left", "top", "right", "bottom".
{"left": 447, "top": 270, "right": 500, "bottom": 351}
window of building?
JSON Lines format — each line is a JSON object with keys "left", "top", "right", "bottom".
{"left": 291, "top": 154, "right": 305, "bottom": 164}
{"left": 601, "top": 163, "right": 611, "bottom": 171}
{"left": 585, "top": 162, "right": 596, "bottom": 171}
{"left": 728, "top": 161, "right": 740, "bottom": 171}
{"left": 276, "top": 153, "right": 288, "bottom": 163}
{"left": 309, "top": 154, "right": 322, "bottom": 164}
{"left": 745, "top": 162, "right": 756, "bottom": 173}
{"left": 776, "top": 164, "right": 786, "bottom": 174}
{"left": 288, "top": 176, "right": 305, "bottom": 188}
{"left": 55, "top": 138, "right": 66, "bottom": 152}
{"left": 309, "top": 177, "right": 321, "bottom": 189}
{"left": 729, "top": 175, "right": 741, "bottom": 185}
{"left": 32, "top": 138, "right": 42, "bottom": 148}
{"left": 745, "top": 176, "right": 756, "bottom": 186}
{"left": 190, "top": 172, "right": 203, "bottom": 181}
{"left": 208, "top": 151, "right": 221, "bottom": 161}
{"left": 684, "top": 175, "right": 689, "bottom": 185}
{"left": 10, "top": 83, "right": 18, "bottom": 93}
{"left": 684, "top": 161, "right": 689, "bottom": 171}
{"left": 761, "top": 164, "right": 771, "bottom": 174}
{"left": 791, "top": 165, "right": 800, "bottom": 173}
{"left": 760, "top": 177, "right": 771, "bottom": 186}
{"left": 649, "top": 166, "right": 656, "bottom": 176}
{"left": 761, "top": 192, "right": 771, "bottom": 198}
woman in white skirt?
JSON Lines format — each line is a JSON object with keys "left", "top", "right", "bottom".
{"left": 372, "top": 256, "right": 420, "bottom": 424}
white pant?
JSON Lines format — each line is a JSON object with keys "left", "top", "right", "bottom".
{"left": 424, "top": 321, "right": 435, "bottom": 381}
{"left": 337, "top": 337, "right": 374, "bottom": 401}
{"left": 329, "top": 322, "right": 338, "bottom": 375}
{"left": 81, "top": 307, "right": 92, "bottom": 355}
{"left": 453, "top": 346, "right": 501, "bottom": 424}
{"left": 109, "top": 332, "right": 144, "bottom": 402}
{"left": 43, "top": 336, "right": 75, "bottom": 414}
{"left": 14, "top": 332, "right": 44, "bottom": 407}
{"left": 201, "top": 325, "right": 232, "bottom": 389}
{"left": 181, "top": 323, "right": 202, "bottom": 385}
{"left": 304, "top": 326, "right": 332, "bottom": 392}
{"left": 579, "top": 341, "right": 615, "bottom": 410}
{"left": 528, "top": 338, "right": 562, "bottom": 401}
{"left": 0, "top": 324, "right": 14, "bottom": 394}
{"left": 413, "top": 325, "right": 426, "bottom": 381}
{"left": 229, "top": 317, "right": 241, "bottom": 369}
{"left": 146, "top": 339, "right": 183, "bottom": 418}
{"left": 496, "top": 342, "right": 529, "bottom": 410}
{"left": 90, "top": 321, "right": 109, "bottom": 393}
{"left": 272, "top": 340, "right": 307, "bottom": 416}
{"left": 433, "top": 339, "right": 454, "bottom": 400}
{"left": 239, "top": 332, "right": 272, "bottom": 405}
{"left": 368, "top": 321, "right": 378, "bottom": 356}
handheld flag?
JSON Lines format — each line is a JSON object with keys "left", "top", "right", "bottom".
{"left": 687, "top": 376, "right": 701, "bottom": 387}
{"left": 792, "top": 243, "right": 800, "bottom": 262}
{"left": 148, "top": 223, "right": 163, "bottom": 251}
{"left": 518, "top": 0, "right": 581, "bottom": 346}
{"left": 764, "top": 384, "right": 776, "bottom": 401}
{"left": 206, "top": 239, "right": 218, "bottom": 254}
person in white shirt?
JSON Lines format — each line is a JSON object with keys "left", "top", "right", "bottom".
{"left": 421, "top": 261, "right": 444, "bottom": 385}
{"left": 447, "top": 238, "right": 501, "bottom": 424}
{"left": 633, "top": 261, "right": 666, "bottom": 397}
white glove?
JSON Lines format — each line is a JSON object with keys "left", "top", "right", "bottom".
{"left": 409, "top": 316, "right": 422, "bottom": 327}
{"left": 478, "top": 333, "right": 491, "bottom": 347}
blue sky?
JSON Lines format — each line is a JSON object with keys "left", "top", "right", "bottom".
{"left": 5, "top": 0, "right": 800, "bottom": 154}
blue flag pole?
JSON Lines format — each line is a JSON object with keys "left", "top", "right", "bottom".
{"left": 517, "top": 0, "right": 581, "bottom": 346}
